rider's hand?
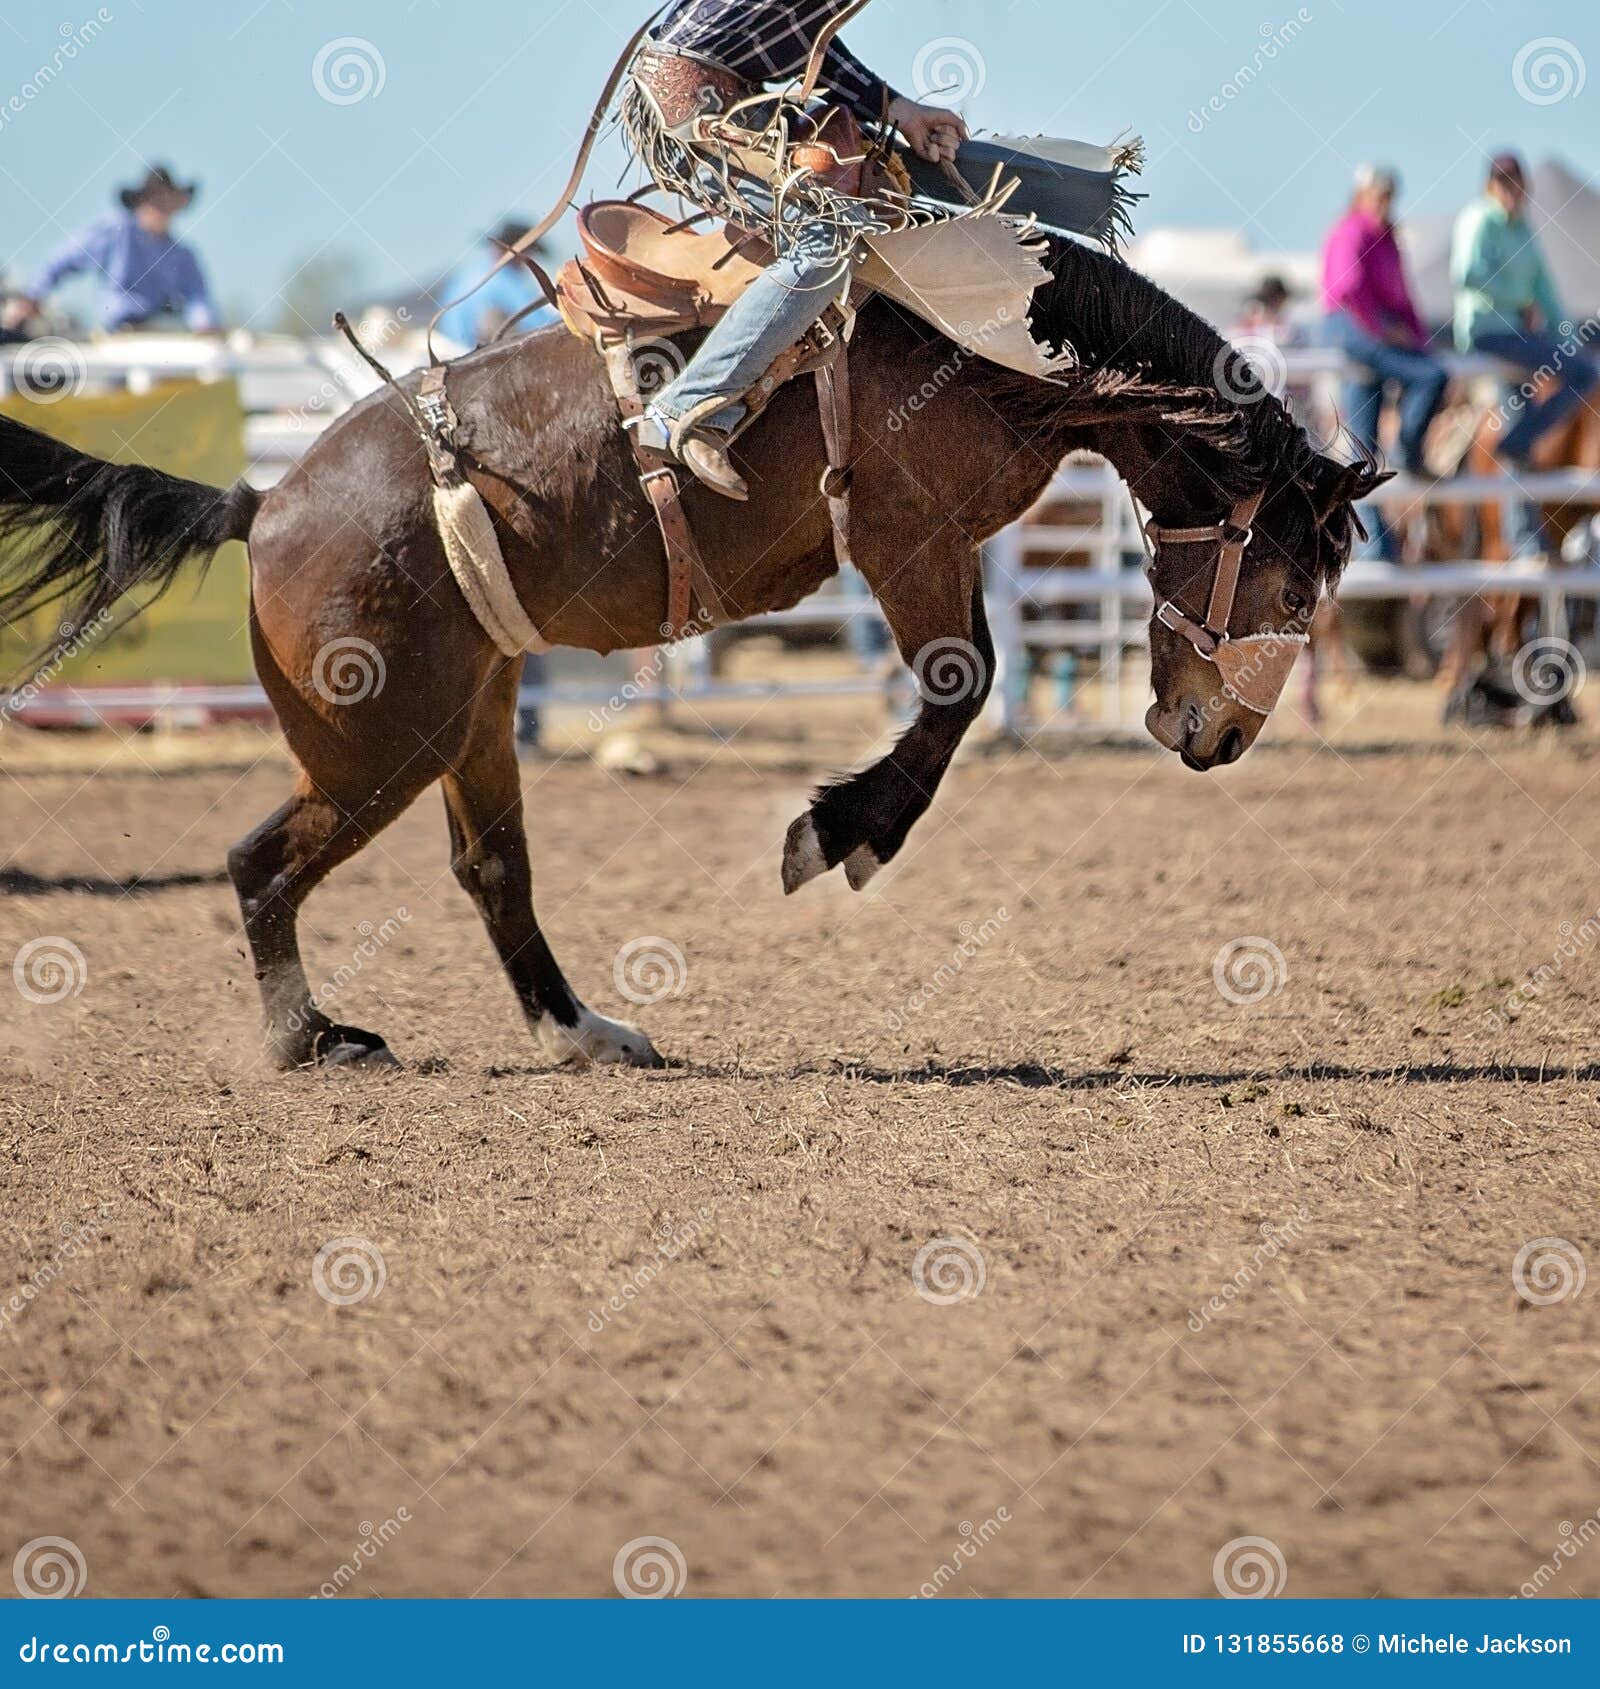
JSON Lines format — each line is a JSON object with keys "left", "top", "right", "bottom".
{"left": 1, "top": 296, "right": 39, "bottom": 331}
{"left": 887, "top": 97, "right": 969, "bottom": 167}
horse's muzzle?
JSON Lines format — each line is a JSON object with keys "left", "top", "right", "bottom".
{"left": 1211, "top": 632, "right": 1308, "bottom": 716}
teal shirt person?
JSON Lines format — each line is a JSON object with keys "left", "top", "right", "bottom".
{"left": 1450, "top": 195, "right": 1564, "bottom": 350}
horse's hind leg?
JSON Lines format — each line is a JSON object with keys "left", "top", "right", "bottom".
{"left": 442, "top": 679, "right": 662, "bottom": 1068}
{"left": 784, "top": 570, "right": 992, "bottom": 894}
{"left": 229, "top": 775, "right": 423, "bottom": 1069}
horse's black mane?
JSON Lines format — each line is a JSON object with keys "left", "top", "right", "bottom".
{"left": 1000, "top": 231, "right": 1324, "bottom": 497}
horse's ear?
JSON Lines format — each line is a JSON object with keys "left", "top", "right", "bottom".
{"left": 1350, "top": 465, "right": 1396, "bottom": 501}
{"left": 1312, "top": 457, "right": 1393, "bottom": 518}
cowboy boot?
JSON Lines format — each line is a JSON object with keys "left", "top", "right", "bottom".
{"left": 624, "top": 415, "right": 749, "bottom": 502}
{"left": 678, "top": 432, "right": 749, "bottom": 502}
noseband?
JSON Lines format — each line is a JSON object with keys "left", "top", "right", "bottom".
{"left": 1144, "top": 489, "right": 1309, "bottom": 717}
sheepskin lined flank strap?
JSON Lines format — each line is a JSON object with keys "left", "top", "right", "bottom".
{"left": 417, "top": 367, "right": 548, "bottom": 659}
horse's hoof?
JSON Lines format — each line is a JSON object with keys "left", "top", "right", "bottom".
{"left": 842, "top": 844, "right": 883, "bottom": 891}
{"left": 322, "top": 1039, "right": 400, "bottom": 1070}
{"left": 781, "top": 813, "right": 830, "bottom": 895}
{"left": 314, "top": 1025, "right": 399, "bottom": 1070}
{"left": 535, "top": 1008, "right": 664, "bottom": 1069}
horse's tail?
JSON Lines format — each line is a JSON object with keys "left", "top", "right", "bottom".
{"left": 0, "top": 411, "right": 260, "bottom": 676}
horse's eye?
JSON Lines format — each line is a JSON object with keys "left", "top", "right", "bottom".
{"left": 1281, "top": 586, "right": 1310, "bottom": 617}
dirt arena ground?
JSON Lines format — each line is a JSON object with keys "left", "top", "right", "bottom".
{"left": 3, "top": 677, "right": 1599, "bottom": 1600}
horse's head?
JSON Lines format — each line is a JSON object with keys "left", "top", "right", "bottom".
{"left": 1143, "top": 452, "right": 1390, "bottom": 769}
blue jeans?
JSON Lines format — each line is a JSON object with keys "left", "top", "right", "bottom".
{"left": 1472, "top": 328, "right": 1599, "bottom": 556}
{"left": 646, "top": 173, "right": 876, "bottom": 437}
{"left": 1326, "top": 311, "right": 1447, "bottom": 561}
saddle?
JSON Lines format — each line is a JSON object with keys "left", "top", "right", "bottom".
{"left": 556, "top": 199, "right": 861, "bottom": 640}
{"left": 558, "top": 200, "right": 769, "bottom": 336}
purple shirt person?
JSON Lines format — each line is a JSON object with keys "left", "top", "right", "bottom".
{"left": 1320, "top": 165, "right": 1446, "bottom": 540}
{"left": 4, "top": 164, "right": 219, "bottom": 335}
{"left": 1322, "top": 198, "right": 1427, "bottom": 349}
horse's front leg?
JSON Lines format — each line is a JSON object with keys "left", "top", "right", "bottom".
{"left": 783, "top": 569, "right": 992, "bottom": 894}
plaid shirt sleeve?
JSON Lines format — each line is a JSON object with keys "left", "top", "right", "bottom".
{"left": 820, "top": 34, "right": 897, "bottom": 122}
{"left": 655, "top": 4, "right": 899, "bottom": 124}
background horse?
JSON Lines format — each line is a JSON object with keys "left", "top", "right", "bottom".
{"left": 1434, "top": 387, "right": 1600, "bottom": 699}
{"left": 0, "top": 233, "right": 1381, "bottom": 1070}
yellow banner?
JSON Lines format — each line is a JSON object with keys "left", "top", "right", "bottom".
{"left": 1, "top": 378, "right": 253, "bottom": 683}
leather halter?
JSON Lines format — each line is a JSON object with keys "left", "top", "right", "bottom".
{"left": 1146, "top": 489, "right": 1265, "bottom": 659}
{"left": 1145, "top": 488, "right": 1311, "bottom": 719}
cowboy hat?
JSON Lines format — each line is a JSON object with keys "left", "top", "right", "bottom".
{"left": 118, "top": 164, "right": 198, "bottom": 212}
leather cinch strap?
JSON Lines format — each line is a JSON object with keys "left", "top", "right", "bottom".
{"left": 815, "top": 344, "right": 853, "bottom": 567}
{"left": 604, "top": 338, "right": 728, "bottom": 640}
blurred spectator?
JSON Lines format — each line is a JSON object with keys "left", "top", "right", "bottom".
{"left": 1, "top": 164, "right": 219, "bottom": 335}
{"left": 434, "top": 220, "right": 559, "bottom": 353}
{"left": 1321, "top": 164, "right": 1445, "bottom": 560}
{"left": 0, "top": 268, "right": 27, "bottom": 344}
{"left": 1234, "top": 275, "right": 1305, "bottom": 347}
{"left": 1453, "top": 152, "right": 1598, "bottom": 560}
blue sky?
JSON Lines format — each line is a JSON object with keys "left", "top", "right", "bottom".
{"left": 1, "top": 0, "right": 1593, "bottom": 327}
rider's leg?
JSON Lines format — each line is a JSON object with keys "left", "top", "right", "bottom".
{"left": 1328, "top": 313, "right": 1392, "bottom": 561}
{"left": 1390, "top": 350, "right": 1448, "bottom": 475}
{"left": 1475, "top": 331, "right": 1599, "bottom": 557}
{"left": 645, "top": 196, "right": 876, "bottom": 462}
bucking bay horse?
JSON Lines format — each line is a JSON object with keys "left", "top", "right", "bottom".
{"left": 0, "top": 233, "right": 1385, "bottom": 1069}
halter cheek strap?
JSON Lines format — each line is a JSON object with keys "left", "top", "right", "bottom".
{"left": 1147, "top": 489, "right": 1265, "bottom": 658}
{"left": 1145, "top": 489, "right": 1309, "bottom": 718}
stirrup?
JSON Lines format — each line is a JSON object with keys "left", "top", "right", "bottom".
{"left": 622, "top": 412, "right": 671, "bottom": 453}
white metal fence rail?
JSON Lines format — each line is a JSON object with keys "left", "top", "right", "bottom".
{"left": 4, "top": 336, "right": 1599, "bottom": 732}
